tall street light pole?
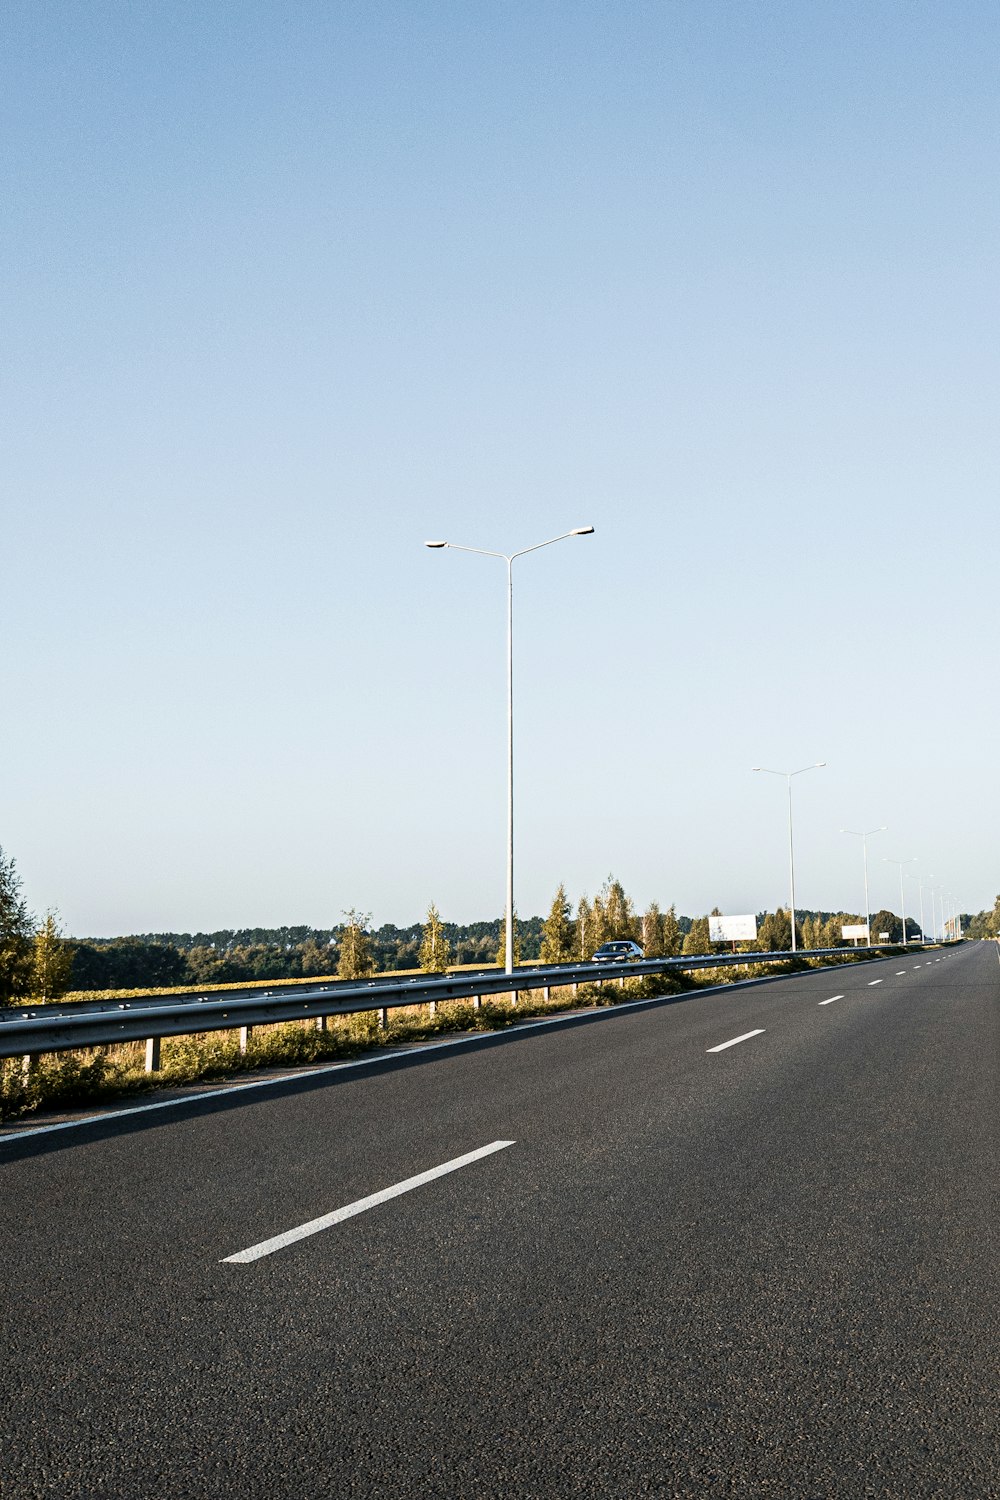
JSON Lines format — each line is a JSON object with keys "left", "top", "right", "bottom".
{"left": 883, "top": 856, "right": 917, "bottom": 945}
{"left": 907, "top": 872, "right": 927, "bottom": 942}
{"left": 752, "top": 763, "right": 826, "bottom": 953}
{"left": 841, "top": 826, "right": 887, "bottom": 947}
{"left": 925, "top": 877, "right": 938, "bottom": 942}
{"left": 425, "top": 526, "right": 594, "bottom": 976}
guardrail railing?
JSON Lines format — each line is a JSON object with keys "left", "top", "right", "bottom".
{"left": 0, "top": 943, "right": 931, "bottom": 1075}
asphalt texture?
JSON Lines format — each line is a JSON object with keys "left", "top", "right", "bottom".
{"left": 1, "top": 944, "right": 997, "bottom": 1498}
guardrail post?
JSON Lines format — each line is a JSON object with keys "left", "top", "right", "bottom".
{"left": 543, "top": 986, "right": 551, "bottom": 1003}
{"left": 376, "top": 1007, "right": 387, "bottom": 1028}
{"left": 473, "top": 995, "right": 481, "bottom": 1010}
{"left": 572, "top": 982, "right": 579, "bottom": 996}
{"left": 428, "top": 999, "right": 437, "bottom": 1018}
{"left": 22, "top": 1053, "right": 38, "bottom": 1083}
{"left": 315, "top": 1015, "right": 328, "bottom": 1032}
{"left": 145, "top": 1036, "right": 161, "bottom": 1073}
{"left": 239, "top": 1025, "right": 252, "bottom": 1055}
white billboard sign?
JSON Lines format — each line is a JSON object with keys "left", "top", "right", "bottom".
{"left": 841, "top": 923, "right": 869, "bottom": 940}
{"left": 709, "top": 914, "right": 758, "bottom": 943}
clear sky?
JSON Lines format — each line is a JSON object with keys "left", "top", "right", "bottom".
{"left": 4, "top": 1, "right": 998, "bottom": 937}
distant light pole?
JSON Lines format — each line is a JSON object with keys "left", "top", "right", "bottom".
{"left": 882, "top": 856, "right": 917, "bottom": 945}
{"left": 752, "top": 763, "right": 826, "bottom": 953}
{"left": 932, "top": 885, "right": 944, "bottom": 942}
{"left": 907, "top": 872, "right": 927, "bottom": 942}
{"left": 425, "top": 526, "right": 594, "bottom": 976}
{"left": 841, "top": 826, "right": 887, "bottom": 947}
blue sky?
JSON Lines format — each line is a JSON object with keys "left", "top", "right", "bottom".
{"left": 4, "top": 1, "right": 997, "bottom": 936}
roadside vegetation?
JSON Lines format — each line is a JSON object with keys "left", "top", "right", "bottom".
{"left": 0, "top": 941, "right": 926, "bottom": 1124}
{"left": 0, "top": 839, "right": 964, "bottom": 1122}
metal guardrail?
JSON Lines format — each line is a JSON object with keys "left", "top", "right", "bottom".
{"left": 0, "top": 944, "right": 927, "bottom": 1071}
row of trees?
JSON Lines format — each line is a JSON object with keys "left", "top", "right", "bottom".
{"left": 4, "top": 838, "right": 985, "bottom": 1003}
{"left": 534, "top": 879, "right": 924, "bottom": 961}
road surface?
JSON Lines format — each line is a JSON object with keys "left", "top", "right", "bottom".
{"left": 1, "top": 944, "right": 996, "bottom": 1497}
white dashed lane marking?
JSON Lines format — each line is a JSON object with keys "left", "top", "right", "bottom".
{"left": 223, "top": 1141, "right": 516, "bottom": 1264}
{"left": 706, "top": 1029, "right": 765, "bottom": 1054}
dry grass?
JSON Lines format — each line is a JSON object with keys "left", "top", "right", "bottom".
{"left": 2, "top": 947, "right": 922, "bottom": 1124}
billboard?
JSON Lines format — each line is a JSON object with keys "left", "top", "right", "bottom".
{"left": 708, "top": 914, "right": 758, "bottom": 943}
{"left": 841, "top": 923, "right": 869, "bottom": 941}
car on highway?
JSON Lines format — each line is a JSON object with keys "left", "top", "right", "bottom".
{"left": 591, "top": 940, "right": 644, "bottom": 963}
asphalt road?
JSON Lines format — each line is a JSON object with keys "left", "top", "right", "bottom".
{"left": 1, "top": 944, "right": 997, "bottom": 1498}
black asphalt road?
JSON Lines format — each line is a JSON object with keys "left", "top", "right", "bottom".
{"left": 1, "top": 944, "right": 997, "bottom": 1498}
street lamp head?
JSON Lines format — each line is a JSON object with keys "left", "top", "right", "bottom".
{"left": 424, "top": 541, "right": 448, "bottom": 549}
{"left": 570, "top": 525, "right": 595, "bottom": 536}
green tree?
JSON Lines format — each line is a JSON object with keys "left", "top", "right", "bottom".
{"left": 0, "top": 845, "right": 35, "bottom": 1002}
{"left": 540, "top": 885, "right": 575, "bottom": 963}
{"left": 588, "top": 890, "right": 609, "bottom": 949}
{"left": 642, "top": 902, "right": 665, "bottom": 957}
{"left": 682, "top": 915, "right": 710, "bottom": 955}
{"left": 758, "top": 908, "right": 797, "bottom": 951}
{"left": 662, "top": 904, "right": 681, "bottom": 956}
{"left": 821, "top": 914, "right": 846, "bottom": 948}
{"left": 800, "top": 915, "right": 823, "bottom": 950}
{"left": 419, "top": 902, "right": 453, "bottom": 972}
{"left": 599, "top": 875, "right": 636, "bottom": 940}
{"left": 576, "top": 896, "right": 593, "bottom": 958}
{"left": 869, "top": 909, "right": 901, "bottom": 943}
{"left": 965, "top": 899, "right": 999, "bottom": 940}
{"left": 300, "top": 935, "right": 335, "bottom": 976}
{"left": 32, "top": 909, "right": 74, "bottom": 1000}
{"left": 337, "top": 909, "right": 376, "bottom": 979}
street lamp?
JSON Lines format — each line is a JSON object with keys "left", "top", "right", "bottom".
{"left": 425, "top": 526, "right": 594, "bottom": 975}
{"left": 841, "top": 826, "right": 887, "bottom": 947}
{"left": 882, "top": 856, "right": 917, "bottom": 945}
{"left": 752, "top": 763, "right": 826, "bottom": 953}
{"left": 925, "top": 878, "right": 938, "bottom": 942}
{"left": 906, "top": 871, "right": 927, "bottom": 942}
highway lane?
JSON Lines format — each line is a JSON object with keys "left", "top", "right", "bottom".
{"left": 1, "top": 943, "right": 996, "bottom": 1498}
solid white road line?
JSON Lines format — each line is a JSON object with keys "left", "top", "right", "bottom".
{"left": 819, "top": 995, "right": 844, "bottom": 1005}
{"left": 706, "top": 1029, "right": 765, "bottom": 1053}
{"left": 868, "top": 979, "right": 883, "bottom": 986}
{"left": 222, "top": 1140, "right": 515, "bottom": 1264}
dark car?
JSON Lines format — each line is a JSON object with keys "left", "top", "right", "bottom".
{"left": 591, "top": 940, "right": 644, "bottom": 963}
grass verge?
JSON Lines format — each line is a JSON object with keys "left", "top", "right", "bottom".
{"left": 0, "top": 946, "right": 922, "bottom": 1124}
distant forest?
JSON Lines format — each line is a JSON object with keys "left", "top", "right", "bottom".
{"left": 67, "top": 916, "right": 580, "bottom": 990}
{"left": 65, "top": 901, "right": 707, "bottom": 991}
{"left": 2, "top": 838, "right": 979, "bottom": 1004}
{"left": 69, "top": 919, "right": 538, "bottom": 990}
{"left": 63, "top": 903, "right": 928, "bottom": 992}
